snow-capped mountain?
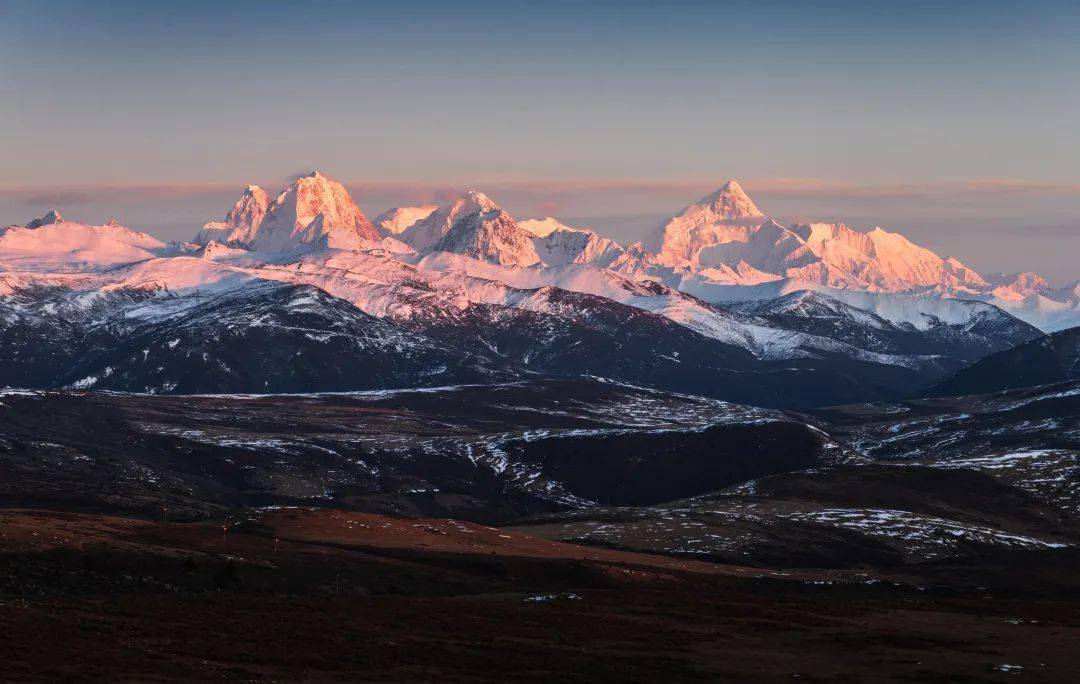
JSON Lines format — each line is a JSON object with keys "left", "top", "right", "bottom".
{"left": 193, "top": 172, "right": 379, "bottom": 251}
{"left": 0, "top": 277, "right": 512, "bottom": 394}
{"left": 789, "top": 222, "right": 989, "bottom": 293}
{"left": 0, "top": 211, "right": 178, "bottom": 271}
{"left": 643, "top": 182, "right": 990, "bottom": 295}
{"left": 527, "top": 219, "right": 631, "bottom": 268}
{"left": 728, "top": 290, "right": 1039, "bottom": 363}
{"left": 649, "top": 180, "right": 766, "bottom": 266}
{"left": 0, "top": 170, "right": 1073, "bottom": 404}
{"left": 985, "top": 271, "right": 1053, "bottom": 300}
{"left": 429, "top": 207, "right": 541, "bottom": 267}
{"left": 623, "top": 181, "right": 1080, "bottom": 331}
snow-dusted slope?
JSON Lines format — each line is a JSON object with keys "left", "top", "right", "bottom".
{"left": 678, "top": 275, "right": 1019, "bottom": 329}
{"left": 728, "top": 289, "right": 1039, "bottom": 362}
{"left": 0, "top": 277, "right": 513, "bottom": 394}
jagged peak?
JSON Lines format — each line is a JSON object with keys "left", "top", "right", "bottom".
{"left": 431, "top": 205, "right": 540, "bottom": 266}
{"left": 256, "top": 171, "right": 378, "bottom": 248}
{"left": 397, "top": 190, "right": 505, "bottom": 252}
{"left": 194, "top": 171, "right": 377, "bottom": 250}
{"left": 26, "top": 210, "right": 64, "bottom": 229}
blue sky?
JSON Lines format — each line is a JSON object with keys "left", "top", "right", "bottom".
{"left": 2, "top": 0, "right": 1079, "bottom": 279}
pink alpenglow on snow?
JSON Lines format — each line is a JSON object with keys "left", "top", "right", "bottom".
{"left": 5, "top": 172, "right": 1079, "bottom": 332}
{"left": 192, "top": 172, "right": 379, "bottom": 252}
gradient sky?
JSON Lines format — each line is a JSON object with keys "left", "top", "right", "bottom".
{"left": 2, "top": 0, "right": 1079, "bottom": 280}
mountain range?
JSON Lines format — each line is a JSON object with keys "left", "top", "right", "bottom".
{"left": 1, "top": 170, "right": 1075, "bottom": 405}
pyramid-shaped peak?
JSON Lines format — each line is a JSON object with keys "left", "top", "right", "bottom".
{"left": 718, "top": 179, "right": 746, "bottom": 194}
{"left": 26, "top": 210, "right": 64, "bottom": 228}
{"left": 700, "top": 180, "right": 764, "bottom": 218}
